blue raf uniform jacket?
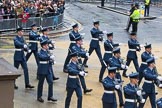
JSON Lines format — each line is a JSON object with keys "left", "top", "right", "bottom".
{"left": 70, "top": 44, "right": 87, "bottom": 59}
{"left": 142, "top": 67, "right": 157, "bottom": 93}
{"left": 139, "top": 51, "right": 152, "bottom": 71}
{"left": 102, "top": 76, "right": 116, "bottom": 103}
{"left": 37, "top": 49, "right": 51, "bottom": 75}
{"left": 29, "top": 30, "right": 40, "bottom": 50}
{"left": 109, "top": 56, "right": 122, "bottom": 70}
{"left": 66, "top": 61, "right": 81, "bottom": 88}
{"left": 13, "top": 36, "right": 26, "bottom": 61}
{"left": 90, "top": 27, "right": 103, "bottom": 48}
{"left": 127, "top": 39, "right": 140, "bottom": 59}
{"left": 124, "top": 83, "right": 138, "bottom": 108}
{"left": 68, "top": 30, "right": 80, "bottom": 50}
{"left": 157, "top": 98, "right": 162, "bottom": 108}
{"left": 103, "top": 40, "right": 119, "bottom": 62}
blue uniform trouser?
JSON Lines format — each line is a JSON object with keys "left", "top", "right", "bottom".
{"left": 63, "top": 51, "right": 71, "bottom": 70}
{"left": 37, "top": 73, "right": 53, "bottom": 98}
{"left": 83, "top": 46, "right": 103, "bottom": 66}
{"left": 14, "top": 60, "right": 29, "bottom": 85}
{"left": 115, "top": 72, "right": 124, "bottom": 105}
{"left": 50, "top": 65, "right": 55, "bottom": 80}
{"left": 79, "top": 75, "right": 87, "bottom": 91}
{"left": 65, "top": 86, "right": 82, "bottom": 108}
{"left": 138, "top": 64, "right": 147, "bottom": 85}
{"left": 138, "top": 92, "right": 156, "bottom": 108}
{"left": 26, "top": 50, "right": 39, "bottom": 66}
{"left": 102, "top": 101, "right": 117, "bottom": 108}
{"left": 124, "top": 102, "right": 137, "bottom": 108}
{"left": 99, "top": 61, "right": 109, "bottom": 80}
{"left": 123, "top": 58, "right": 139, "bottom": 75}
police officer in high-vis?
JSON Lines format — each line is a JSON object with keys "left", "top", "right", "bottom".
{"left": 13, "top": 27, "right": 34, "bottom": 89}
{"left": 99, "top": 32, "right": 119, "bottom": 82}
{"left": 70, "top": 36, "right": 92, "bottom": 94}
{"left": 37, "top": 39, "right": 57, "bottom": 103}
{"left": 144, "top": 0, "right": 151, "bottom": 17}
{"left": 26, "top": 23, "right": 40, "bottom": 66}
{"left": 139, "top": 57, "right": 162, "bottom": 108}
{"left": 101, "top": 67, "right": 119, "bottom": 108}
{"left": 130, "top": 3, "right": 140, "bottom": 33}
{"left": 109, "top": 48, "right": 127, "bottom": 107}
{"left": 63, "top": 23, "right": 80, "bottom": 73}
{"left": 65, "top": 52, "right": 85, "bottom": 108}
{"left": 83, "top": 20, "right": 104, "bottom": 67}
{"left": 138, "top": 44, "right": 152, "bottom": 85}
{"left": 123, "top": 32, "right": 141, "bottom": 78}
{"left": 157, "top": 98, "right": 162, "bottom": 108}
{"left": 124, "top": 72, "right": 145, "bottom": 108}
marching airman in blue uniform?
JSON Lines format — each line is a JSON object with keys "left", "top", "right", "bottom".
{"left": 70, "top": 36, "right": 92, "bottom": 94}
{"left": 39, "top": 28, "right": 59, "bottom": 81}
{"left": 26, "top": 23, "right": 40, "bottom": 66}
{"left": 65, "top": 52, "right": 84, "bottom": 108}
{"left": 13, "top": 27, "right": 34, "bottom": 89}
{"left": 37, "top": 39, "right": 57, "bottom": 103}
{"left": 109, "top": 48, "right": 127, "bottom": 107}
{"left": 157, "top": 98, "right": 162, "bottom": 108}
{"left": 83, "top": 20, "right": 104, "bottom": 67}
{"left": 63, "top": 23, "right": 80, "bottom": 73}
{"left": 124, "top": 72, "right": 145, "bottom": 108}
{"left": 139, "top": 57, "right": 162, "bottom": 108}
{"left": 123, "top": 32, "right": 141, "bottom": 78}
{"left": 99, "top": 32, "right": 119, "bottom": 82}
{"left": 138, "top": 44, "right": 152, "bottom": 85}
{"left": 102, "top": 67, "right": 119, "bottom": 108}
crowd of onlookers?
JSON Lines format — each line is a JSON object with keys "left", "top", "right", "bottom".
{"left": 0, "top": 0, "right": 65, "bottom": 20}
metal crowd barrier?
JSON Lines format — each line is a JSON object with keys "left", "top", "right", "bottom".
{"left": 0, "top": 13, "right": 64, "bottom": 32}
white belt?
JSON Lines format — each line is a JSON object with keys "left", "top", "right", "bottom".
{"left": 78, "top": 57, "right": 81, "bottom": 59}
{"left": 92, "top": 38, "right": 99, "bottom": 40}
{"left": 105, "top": 51, "right": 112, "bottom": 53}
{"left": 125, "top": 99, "right": 137, "bottom": 103}
{"left": 104, "top": 90, "right": 114, "bottom": 94}
{"left": 69, "top": 75, "right": 78, "bottom": 78}
{"left": 15, "top": 49, "right": 22, "bottom": 51}
{"left": 142, "top": 62, "right": 147, "bottom": 65}
{"left": 28, "top": 40, "right": 39, "bottom": 43}
{"left": 39, "top": 61, "right": 48, "bottom": 64}
{"left": 144, "top": 80, "right": 153, "bottom": 83}
{"left": 71, "top": 41, "right": 76, "bottom": 43}
{"left": 129, "top": 49, "right": 136, "bottom": 51}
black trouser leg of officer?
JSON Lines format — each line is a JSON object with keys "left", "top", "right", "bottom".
{"left": 26, "top": 50, "right": 39, "bottom": 66}
{"left": 133, "top": 59, "right": 139, "bottom": 72}
{"left": 95, "top": 46, "right": 103, "bottom": 66}
{"left": 126, "top": 18, "right": 133, "bottom": 31}
{"left": 144, "top": 5, "right": 150, "bottom": 17}
{"left": 132, "top": 21, "right": 138, "bottom": 33}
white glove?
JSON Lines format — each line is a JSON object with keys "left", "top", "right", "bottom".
{"left": 121, "top": 64, "right": 126, "bottom": 69}
{"left": 49, "top": 44, "right": 53, "bottom": 47}
{"left": 24, "top": 44, "right": 27, "bottom": 48}
{"left": 27, "top": 49, "right": 31, "bottom": 53}
{"left": 140, "top": 44, "right": 144, "bottom": 48}
{"left": 80, "top": 33, "right": 85, "bottom": 36}
{"left": 84, "top": 73, "right": 88, "bottom": 76}
{"left": 86, "top": 53, "right": 89, "bottom": 57}
{"left": 51, "top": 40, "right": 55, "bottom": 44}
{"left": 119, "top": 43, "right": 123, "bottom": 46}
{"left": 40, "top": 33, "right": 43, "bottom": 37}
{"left": 50, "top": 55, "right": 55, "bottom": 60}
{"left": 125, "top": 65, "right": 129, "bottom": 69}
{"left": 115, "top": 85, "right": 120, "bottom": 89}
{"left": 79, "top": 71, "right": 85, "bottom": 76}
{"left": 154, "top": 56, "right": 158, "bottom": 60}
{"left": 103, "top": 30, "right": 107, "bottom": 34}
{"left": 136, "top": 90, "right": 142, "bottom": 96}
{"left": 157, "top": 76, "right": 162, "bottom": 81}
{"left": 159, "top": 84, "right": 162, "bottom": 88}
{"left": 140, "top": 99, "right": 145, "bottom": 103}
